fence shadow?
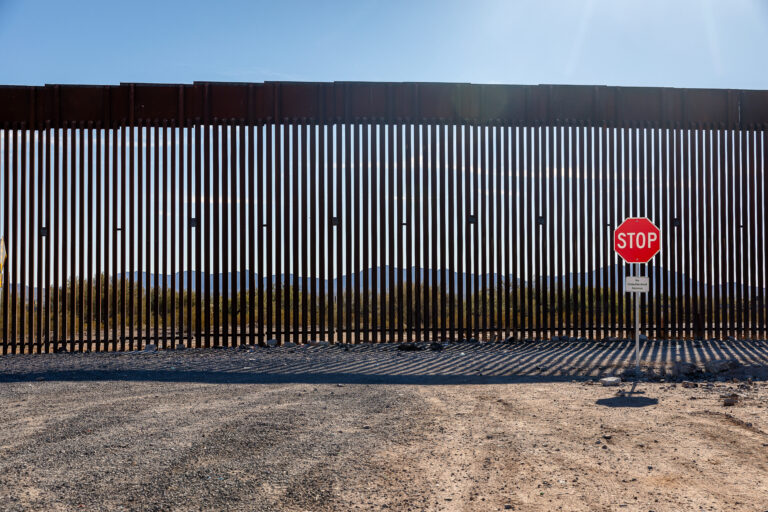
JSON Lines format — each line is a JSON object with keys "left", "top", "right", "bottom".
{"left": 2, "top": 339, "right": 768, "bottom": 386}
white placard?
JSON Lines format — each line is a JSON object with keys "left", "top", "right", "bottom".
{"left": 625, "top": 276, "right": 649, "bottom": 293}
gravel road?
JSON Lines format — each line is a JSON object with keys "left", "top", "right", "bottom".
{"left": 2, "top": 340, "right": 768, "bottom": 511}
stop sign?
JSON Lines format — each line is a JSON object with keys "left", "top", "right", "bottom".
{"left": 614, "top": 217, "right": 660, "bottom": 263}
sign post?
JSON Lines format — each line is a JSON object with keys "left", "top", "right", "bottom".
{"left": 614, "top": 218, "right": 660, "bottom": 371}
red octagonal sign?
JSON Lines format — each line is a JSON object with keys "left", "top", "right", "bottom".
{"left": 614, "top": 217, "right": 660, "bottom": 264}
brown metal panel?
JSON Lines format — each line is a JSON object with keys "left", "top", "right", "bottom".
{"left": 418, "top": 83, "right": 460, "bottom": 122}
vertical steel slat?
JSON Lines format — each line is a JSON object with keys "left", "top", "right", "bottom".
{"left": 278, "top": 124, "right": 295, "bottom": 341}
{"left": 524, "top": 125, "right": 532, "bottom": 339}
{"left": 53, "top": 126, "right": 61, "bottom": 351}
{"left": 359, "top": 124, "right": 366, "bottom": 343}
{"left": 440, "top": 124, "right": 447, "bottom": 341}
{"left": 153, "top": 123, "right": 160, "bottom": 347}
{"left": 18, "top": 124, "right": 26, "bottom": 353}
{"left": 679, "top": 124, "right": 688, "bottom": 340}
{"left": 302, "top": 123, "right": 309, "bottom": 344}
{"left": 430, "top": 124, "right": 438, "bottom": 341}
{"left": 692, "top": 124, "right": 701, "bottom": 338}
{"left": 564, "top": 125, "right": 571, "bottom": 337}
{"left": 762, "top": 126, "right": 767, "bottom": 339}
{"left": 105, "top": 123, "right": 113, "bottom": 349}
{"left": 251, "top": 122, "right": 259, "bottom": 345}
{"left": 736, "top": 128, "right": 749, "bottom": 339}
{"left": 511, "top": 125, "right": 519, "bottom": 340}
{"left": 164, "top": 121, "right": 171, "bottom": 347}
{"left": 471, "top": 125, "right": 479, "bottom": 340}
{"left": 123, "top": 122, "right": 129, "bottom": 350}
{"left": 682, "top": 126, "right": 692, "bottom": 338}
{"left": 579, "top": 122, "right": 592, "bottom": 337}
{"left": 503, "top": 125, "right": 510, "bottom": 340}
{"left": 347, "top": 123, "right": 354, "bottom": 343}
{"left": 449, "top": 125, "right": 457, "bottom": 341}
{"left": 699, "top": 124, "right": 708, "bottom": 338}
{"left": 617, "top": 125, "right": 626, "bottom": 337}
{"left": 266, "top": 124, "right": 274, "bottom": 343}
{"left": 220, "top": 121, "right": 228, "bottom": 345}
{"left": 141, "top": 120, "right": 150, "bottom": 346}
{"left": 171, "top": 120, "right": 177, "bottom": 348}
{"left": 362, "top": 124, "right": 370, "bottom": 342}
{"left": 204, "top": 120, "right": 212, "bottom": 347}
{"left": 85, "top": 123, "right": 93, "bottom": 350}
{"left": 45, "top": 123, "right": 53, "bottom": 351}
{"left": 160, "top": 121, "right": 168, "bottom": 348}
{"left": 546, "top": 124, "right": 554, "bottom": 340}
{"left": 194, "top": 121, "right": 202, "bottom": 346}
{"left": 293, "top": 123, "right": 300, "bottom": 344}
{"left": 457, "top": 125, "right": 465, "bottom": 341}
{"left": 637, "top": 125, "right": 646, "bottom": 336}
{"left": 370, "top": 124, "right": 379, "bottom": 342}
{"left": 397, "top": 123, "right": 404, "bottom": 343}
{"left": 68, "top": 123, "right": 75, "bottom": 348}
{"left": 654, "top": 126, "right": 662, "bottom": 339}
{"left": 389, "top": 123, "right": 396, "bottom": 343}
{"left": 676, "top": 126, "right": 685, "bottom": 339}
{"left": 334, "top": 123, "right": 347, "bottom": 342}
{"left": 608, "top": 125, "right": 616, "bottom": 337}
{"left": 587, "top": 124, "right": 595, "bottom": 340}
{"left": 227, "top": 120, "right": 234, "bottom": 344}
{"left": 10, "top": 124, "right": 19, "bottom": 352}
{"left": 94, "top": 123, "right": 101, "bottom": 351}
{"left": 76, "top": 123, "right": 84, "bottom": 350}
{"left": 414, "top": 124, "right": 422, "bottom": 342}
{"left": 435, "top": 124, "right": 444, "bottom": 341}
{"left": 759, "top": 123, "right": 768, "bottom": 339}
{"left": 490, "top": 125, "right": 498, "bottom": 339}
{"left": 749, "top": 127, "right": 758, "bottom": 338}
{"left": 213, "top": 120, "right": 221, "bottom": 346}
{"left": 496, "top": 125, "right": 503, "bottom": 339}
{"left": 671, "top": 126, "right": 679, "bottom": 338}
{"left": 479, "top": 125, "right": 492, "bottom": 340}
{"left": 714, "top": 126, "right": 723, "bottom": 340}
{"left": 729, "top": 127, "right": 737, "bottom": 338}
{"left": 1, "top": 124, "right": 8, "bottom": 352}
{"left": 706, "top": 125, "right": 715, "bottom": 338}
{"left": 22, "top": 123, "right": 28, "bottom": 352}
{"left": 325, "top": 123, "right": 333, "bottom": 342}
{"left": 36, "top": 123, "right": 44, "bottom": 352}
{"left": 238, "top": 121, "right": 246, "bottom": 344}
{"left": 317, "top": 124, "right": 325, "bottom": 342}
{"left": 662, "top": 126, "right": 671, "bottom": 339}
{"left": 537, "top": 123, "right": 545, "bottom": 338}
{"left": 601, "top": 124, "right": 609, "bottom": 339}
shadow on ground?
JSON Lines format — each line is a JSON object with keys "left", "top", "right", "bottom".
{"left": 1, "top": 339, "right": 767, "bottom": 385}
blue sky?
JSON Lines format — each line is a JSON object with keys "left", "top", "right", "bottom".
{"left": 1, "top": 0, "right": 768, "bottom": 89}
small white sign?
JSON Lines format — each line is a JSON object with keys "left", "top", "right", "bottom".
{"left": 625, "top": 276, "right": 649, "bottom": 293}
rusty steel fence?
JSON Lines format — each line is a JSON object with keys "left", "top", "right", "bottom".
{"left": 0, "top": 82, "right": 766, "bottom": 354}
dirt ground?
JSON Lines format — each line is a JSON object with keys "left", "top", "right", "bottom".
{"left": 1, "top": 341, "right": 768, "bottom": 511}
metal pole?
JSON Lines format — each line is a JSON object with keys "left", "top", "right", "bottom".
{"left": 635, "top": 262, "right": 640, "bottom": 370}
